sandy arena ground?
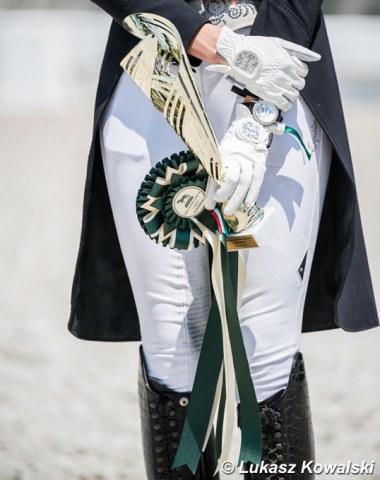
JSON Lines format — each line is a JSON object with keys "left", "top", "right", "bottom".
{"left": 0, "top": 12, "right": 379, "bottom": 480}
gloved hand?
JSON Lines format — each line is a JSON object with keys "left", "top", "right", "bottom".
{"left": 207, "top": 26, "right": 321, "bottom": 112}
{"left": 205, "top": 104, "right": 274, "bottom": 215}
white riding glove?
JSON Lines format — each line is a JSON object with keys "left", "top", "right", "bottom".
{"left": 207, "top": 26, "right": 321, "bottom": 111}
{"left": 205, "top": 104, "right": 274, "bottom": 215}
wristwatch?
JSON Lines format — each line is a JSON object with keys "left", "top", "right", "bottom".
{"left": 244, "top": 99, "right": 281, "bottom": 126}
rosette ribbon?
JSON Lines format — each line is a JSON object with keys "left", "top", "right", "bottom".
{"left": 137, "top": 151, "right": 262, "bottom": 475}
{"left": 284, "top": 125, "right": 312, "bottom": 161}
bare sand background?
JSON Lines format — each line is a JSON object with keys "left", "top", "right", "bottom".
{"left": 0, "top": 11, "right": 379, "bottom": 480}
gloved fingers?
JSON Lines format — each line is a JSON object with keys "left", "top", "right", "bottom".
{"left": 223, "top": 160, "right": 253, "bottom": 215}
{"left": 213, "top": 162, "right": 241, "bottom": 204}
{"left": 261, "top": 66, "right": 304, "bottom": 95}
{"left": 205, "top": 64, "right": 231, "bottom": 75}
{"left": 291, "top": 56, "right": 309, "bottom": 77}
{"left": 245, "top": 162, "right": 266, "bottom": 207}
{"left": 282, "top": 69, "right": 306, "bottom": 92}
{"left": 204, "top": 177, "right": 218, "bottom": 210}
{"left": 253, "top": 88, "right": 292, "bottom": 112}
{"left": 295, "top": 49, "right": 321, "bottom": 63}
{"left": 297, "top": 65, "right": 309, "bottom": 78}
{"left": 276, "top": 95, "right": 293, "bottom": 112}
{"left": 283, "top": 87, "right": 300, "bottom": 103}
{"left": 235, "top": 102, "right": 253, "bottom": 120}
{"left": 279, "top": 39, "right": 321, "bottom": 62}
{"left": 292, "top": 74, "right": 306, "bottom": 91}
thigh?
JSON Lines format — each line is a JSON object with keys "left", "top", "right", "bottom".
{"left": 239, "top": 97, "right": 332, "bottom": 401}
{"left": 100, "top": 72, "right": 211, "bottom": 390}
{"left": 195, "top": 62, "right": 333, "bottom": 400}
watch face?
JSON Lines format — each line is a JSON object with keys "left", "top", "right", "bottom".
{"left": 252, "top": 101, "right": 279, "bottom": 125}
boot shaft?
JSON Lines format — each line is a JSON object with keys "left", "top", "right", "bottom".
{"left": 240, "top": 352, "right": 315, "bottom": 480}
{"left": 138, "top": 346, "right": 220, "bottom": 480}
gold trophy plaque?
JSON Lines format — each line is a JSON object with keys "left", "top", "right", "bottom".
{"left": 120, "top": 13, "right": 277, "bottom": 250}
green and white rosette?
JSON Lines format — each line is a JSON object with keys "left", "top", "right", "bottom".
{"left": 137, "top": 151, "right": 262, "bottom": 475}
{"left": 137, "top": 151, "right": 211, "bottom": 250}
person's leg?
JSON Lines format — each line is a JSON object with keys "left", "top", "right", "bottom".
{"left": 100, "top": 72, "right": 211, "bottom": 393}
{"left": 236, "top": 103, "right": 331, "bottom": 477}
{"left": 196, "top": 61, "right": 331, "bottom": 479}
{"left": 196, "top": 60, "right": 332, "bottom": 403}
{"left": 100, "top": 72, "right": 218, "bottom": 479}
{"left": 239, "top": 96, "right": 332, "bottom": 403}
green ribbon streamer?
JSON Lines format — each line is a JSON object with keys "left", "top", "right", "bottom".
{"left": 285, "top": 125, "right": 312, "bottom": 160}
{"left": 221, "top": 249, "right": 262, "bottom": 467}
{"left": 172, "top": 241, "right": 262, "bottom": 474}
{"left": 137, "top": 150, "right": 262, "bottom": 474}
{"left": 214, "top": 251, "right": 240, "bottom": 460}
{"left": 172, "top": 293, "right": 224, "bottom": 473}
{"left": 215, "top": 376, "right": 226, "bottom": 459}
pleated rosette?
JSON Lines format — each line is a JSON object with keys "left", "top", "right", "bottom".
{"left": 137, "top": 151, "right": 216, "bottom": 250}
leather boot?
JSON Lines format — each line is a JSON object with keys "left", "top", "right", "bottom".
{"left": 138, "top": 345, "right": 220, "bottom": 480}
{"left": 238, "top": 352, "right": 315, "bottom": 480}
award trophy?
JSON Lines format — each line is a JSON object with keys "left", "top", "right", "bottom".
{"left": 120, "top": 12, "right": 278, "bottom": 250}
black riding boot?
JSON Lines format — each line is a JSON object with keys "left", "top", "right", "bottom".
{"left": 138, "top": 345, "right": 220, "bottom": 480}
{"left": 239, "top": 352, "right": 315, "bottom": 480}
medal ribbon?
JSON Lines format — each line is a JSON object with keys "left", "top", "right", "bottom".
{"left": 284, "top": 125, "right": 312, "bottom": 160}
{"left": 137, "top": 153, "right": 262, "bottom": 475}
{"left": 172, "top": 215, "right": 261, "bottom": 474}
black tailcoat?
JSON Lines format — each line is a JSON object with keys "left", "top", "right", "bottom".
{"left": 68, "top": 0, "right": 378, "bottom": 341}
